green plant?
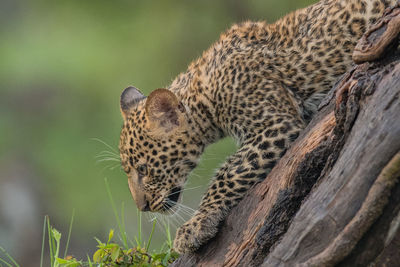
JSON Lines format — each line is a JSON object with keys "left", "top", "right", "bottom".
{"left": 44, "top": 179, "right": 178, "bottom": 266}
{"left": 37, "top": 210, "right": 178, "bottom": 266}
{"left": 39, "top": 214, "right": 82, "bottom": 267}
{"left": 0, "top": 179, "right": 179, "bottom": 267}
{"left": 44, "top": 216, "right": 178, "bottom": 267}
{"left": 91, "top": 229, "right": 178, "bottom": 266}
{"left": 0, "top": 246, "right": 20, "bottom": 267}
{"left": 90, "top": 178, "right": 179, "bottom": 266}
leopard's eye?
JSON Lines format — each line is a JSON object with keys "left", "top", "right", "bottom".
{"left": 137, "top": 164, "right": 148, "bottom": 176}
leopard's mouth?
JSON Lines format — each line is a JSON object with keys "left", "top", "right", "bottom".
{"left": 161, "top": 186, "right": 182, "bottom": 212}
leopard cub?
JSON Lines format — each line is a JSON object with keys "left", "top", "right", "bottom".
{"left": 119, "top": 0, "right": 396, "bottom": 253}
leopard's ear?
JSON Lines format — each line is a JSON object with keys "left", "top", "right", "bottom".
{"left": 145, "top": 88, "right": 185, "bottom": 134}
{"left": 120, "top": 86, "right": 146, "bottom": 118}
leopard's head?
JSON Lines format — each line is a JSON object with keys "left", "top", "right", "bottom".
{"left": 119, "top": 86, "right": 202, "bottom": 213}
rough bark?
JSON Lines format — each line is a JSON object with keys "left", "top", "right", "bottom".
{"left": 171, "top": 6, "right": 400, "bottom": 267}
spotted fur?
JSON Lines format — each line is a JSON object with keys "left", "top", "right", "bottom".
{"left": 119, "top": 0, "right": 396, "bottom": 253}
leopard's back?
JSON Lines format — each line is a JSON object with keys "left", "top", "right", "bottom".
{"left": 180, "top": 0, "right": 395, "bottom": 126}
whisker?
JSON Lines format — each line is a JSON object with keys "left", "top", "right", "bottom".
{"left": 109, "top": 164, "right": 122, "bottom": 171}
{"left": 100, "top": 164, "right": 115, "bottom": 173}
{"left": 172, "top": 203, "right": 195, "bottom": 215}
{"left": 91, "top": 137, "right": 118, "bottom": 153}
{"left": 188, "top": 172, "right": 205, "bottom": 179}
{"left": 162, "top": 212, "right": 179, "bottom": 229}
{"left": 166, "top": 200, "right": 196, "bottom": 217}
{"left": 172, "top": 211, "right": 186, "bottom": 224}
{"left": 96, "top": 150, "right": 119, "bottom": 157}
{"left": 173, "top": 202, "right": 196, "bottom": 213}
{"left": 168, "top": 208, "right": 185, "bottom": 225}
{"left": 96, "top": 157, "right": 120, "bottom": 163}
{"left": 162, "top": 201, "right": 185, "bottom": 225}
{"left": 96, "top": 156, "right": 120, "bottom": 162}
{"left": 172, "top": 206, "right": 192, "bottom": 221}
{"left": 95, "top": 151, "right": 119, "bottom": 159}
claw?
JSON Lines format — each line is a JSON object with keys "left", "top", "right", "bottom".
{"left": 335, "top": 79, "right": 358, "bottom": 110}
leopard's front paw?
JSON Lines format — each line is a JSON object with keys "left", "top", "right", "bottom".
{"left": 173, "top": 216, "right": 219, "bottom": 254}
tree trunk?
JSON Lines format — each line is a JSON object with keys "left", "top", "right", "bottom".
{"left": 171, "top": 6, "right": 400, "bottom": 267}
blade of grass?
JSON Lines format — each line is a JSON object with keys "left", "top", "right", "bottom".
{"left": 165, "top": 221, "right": 173, "bottom": 249}
{"left": 135, "top": 208, "right": 143, "bottom": 247}
{"left": 127, "top": 235, "right": 135, "bottom": 248}
{"left": 64, "top": 209, "right": 75, "bottom": 258}
{"left": 0, "top": 247, "right": 19, "bottom": 267}
{"left": 138, "top": 209, "right": 142, "bottom": 247}
{"left": 0, "top": 257, "right": 12, "bottom": 267}
{"left": 87, "top": 254, "right": 93, "bottom": 267}
{"left": 104, "top": 177, "right": 128, "bottom": 248}
{"left": 51, "top": 228, "right": 61, "bottom": 267}
{"left": 146, "top": 219, "right": 157, "bottom": 251}
{"left": 159, "top": 243, "right": 168, "bottom": 254}
{"left": 46, "top": 216, "right": 54, "bottom": 267}
{"left": 116, "top": 234, "right": 125, "bottom": 246}
{"left": 40, "top": 216, "right": 46, "bottom": 267}
{"left": 120, "top": 202, "right": 128, "bottom": 249}
{"left": 51, "top": 229, "right": 56, "bottom": 263}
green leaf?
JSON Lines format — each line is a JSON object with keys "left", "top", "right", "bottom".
{"left": 107, "top": 229, "right": 114, "bottom": 244}
{"left": 52, "top": 228, "right": 61, "bottom": 267}
{"left": 56, "top": 258, "right": 70, "bottom": 264}
{"left": 94, "top": 237, "right": 105, "bottom": 247}
{"left": 55, "top": 257, "right": 82, "bottom": 267}
{"left": 152, "top": 253, "right": 165, "bottom": 261}
{"left": 110, "top": 246, "right": 120, "bottom": 262}
{"left": 103, "top": 243, "right": 119, "bottom": 250}
{"left": 92, "top": 249, "right": 104, "bottom": 263}
{"left": 162, "top": 252, "right": 170, "bottom": 266}
{"left": 52, "top": 228, "right": 61, "bottom": 242}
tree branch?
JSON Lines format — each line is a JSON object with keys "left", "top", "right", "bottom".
{"left": 172, "top": 6, "right": 400, "bottom": 267}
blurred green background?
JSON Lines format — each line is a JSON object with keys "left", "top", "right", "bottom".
{"left": 0, "top": 0, "right": 316, "bottom": 265}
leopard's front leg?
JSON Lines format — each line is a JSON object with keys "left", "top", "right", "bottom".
{"left": 174, "top": 120, "right": 303, "bottom": 253}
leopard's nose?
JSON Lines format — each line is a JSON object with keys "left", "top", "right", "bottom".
{"left": 139, "top": 199, "right": 151, "bottom": 212}
{"left": 128, "top": 177, "right": 151, "bottom": 211}
{"left": 137, "top": 194, "right": 151, "bottom": 212}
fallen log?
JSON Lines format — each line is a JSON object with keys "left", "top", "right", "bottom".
{"left": 172, "top": 6, "right": 400, "bottom": 267}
